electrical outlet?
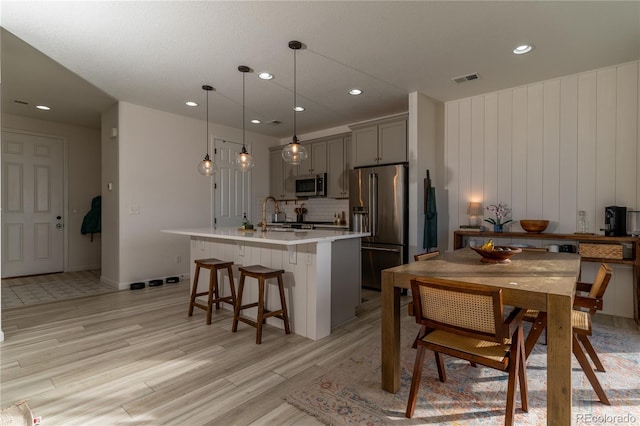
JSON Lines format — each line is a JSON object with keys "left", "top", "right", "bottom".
{"left": 176, "top": 255, "right": 182, "bottom": 264}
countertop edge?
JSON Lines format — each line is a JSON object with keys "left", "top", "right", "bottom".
{"left": 162, "top": 227, "right": 369, "bottom": 245}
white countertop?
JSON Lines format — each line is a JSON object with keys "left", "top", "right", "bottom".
{"left": 163, "top": 227, "right": 369, "bottom": 246}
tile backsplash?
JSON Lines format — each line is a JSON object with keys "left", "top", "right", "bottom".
{"left": 278, "top": 198, "right": 349, "bottom": 224}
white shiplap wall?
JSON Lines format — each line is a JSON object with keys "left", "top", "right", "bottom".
{"left": 445, "top": 61, "right": 639, "bottom": 318}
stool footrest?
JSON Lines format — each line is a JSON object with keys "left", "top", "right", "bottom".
{"left": 262, "top": 309, "right": 286, "bottom": 320}
{"left": 237, "top": 302, "right": 259, "bottom": 310}
{"left": 235, "top": 315, "right": 266, "bottom": 328}
{"left": 190, "top": 301, "right": 209, "bottom": 311}
{"left": 193, "top": 295, "right": 235, "bottom": 305}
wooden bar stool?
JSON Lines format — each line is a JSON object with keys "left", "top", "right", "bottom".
{"left": 232, "top": 265, "right": 291, "bottom": 344}
{"left": 188, "top": 258, "right": 236, "bottom": 325}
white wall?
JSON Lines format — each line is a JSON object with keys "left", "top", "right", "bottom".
{"left": 445, "top": 60, "right": 640, "bottom": 318}
{"left": 101, "top": 105, "right": 119, "bottom": 286}
{"left": 113, "top": 102, "right": 276, "bottom": 288}
{"left": 408, "top": 93, "right": 445, "bottom": 258}
{"left": 2, "top": 113, "right": 103, "bottom": 272}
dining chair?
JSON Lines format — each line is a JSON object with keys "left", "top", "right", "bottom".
{"left": 523, "top": 263, "right": 612, "bottom": 405}
{"left": 406, "top": 277, "right": 528, "bottom": 426}
{"left": 408, "top": 250, "right": 440, "bottom": 347}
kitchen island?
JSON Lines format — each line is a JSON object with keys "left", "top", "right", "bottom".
{"left": 163, "top": 227, "right": 369, "bottom": 340}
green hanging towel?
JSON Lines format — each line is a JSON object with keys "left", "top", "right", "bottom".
{"left": 81, "top": 196, "right": 101, "bottom": 241}
{"left": 423, "top": 171, "right": 438, "bottom": 250}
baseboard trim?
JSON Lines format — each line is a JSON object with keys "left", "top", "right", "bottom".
{"left": 66, "top": 265, "right": 101, "bottom": 272}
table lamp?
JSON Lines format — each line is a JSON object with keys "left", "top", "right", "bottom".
{"left": 467, "top": 202, "right": 483, "bottom": 227}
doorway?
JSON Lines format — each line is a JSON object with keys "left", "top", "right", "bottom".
{"left": 213, "top": 138, "right": 252, "bottom": 228}
{"left": 2, "top": 130, "right": 65, "bottom": 278}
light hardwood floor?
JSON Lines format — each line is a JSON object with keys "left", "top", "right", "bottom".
{"left": 2, "top": 278, "right": 637, "bottom": 425}
{"left": 1, "top": 281, "right": 383, "bottom": 425}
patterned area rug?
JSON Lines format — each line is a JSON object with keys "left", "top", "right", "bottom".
{"left": 285, "top": 316, "right": 640, "bottom": 425}
{"left": 1, "top": 270, "right": 114, "bottom": 308}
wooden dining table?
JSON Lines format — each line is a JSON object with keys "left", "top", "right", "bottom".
{"left": 381, "top": 248, "right": 580, "bottom": 426}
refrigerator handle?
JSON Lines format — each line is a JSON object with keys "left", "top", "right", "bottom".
{"left": 370, "top": 172, "right": 377, "bottom": 237}
{"left": 362, "top": 246, "right": 401, "bottom": 253}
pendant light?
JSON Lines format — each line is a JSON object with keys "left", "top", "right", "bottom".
{"left": 236, "top": 66, "right": 255, "bottom": 171}
{"left": 282, "top": 40, "right": 308, "bottom": 165}
{"left": 197, "top": 85, "right": 217, "bottom": 176}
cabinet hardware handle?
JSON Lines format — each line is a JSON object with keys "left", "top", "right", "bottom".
{"left": 362, "top": 246, "right": 401, "bottom": 253}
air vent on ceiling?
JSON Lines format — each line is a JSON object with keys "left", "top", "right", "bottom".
{"left": 14, "top": 99, "right": 29, "bottom": 105}
{"left": 452, "top": 73, "right": 479, "bottom": 84}
{"left": 264, "top": 120, "right": 282, "bottom": 126}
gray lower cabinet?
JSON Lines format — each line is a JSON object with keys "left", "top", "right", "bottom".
{"left": 269, "top": 147, "right": 297, "bottom": 199}
{"left": 331, "top": 238, "right": 361, "bottom": 328}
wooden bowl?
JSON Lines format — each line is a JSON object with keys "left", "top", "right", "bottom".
{"left": 520, "top": 220, "right": 549, "bottom": 233}
{"left": 470, "top": 246, "right": 522, "bottom": 264}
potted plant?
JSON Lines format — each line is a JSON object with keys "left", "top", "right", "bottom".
{"left": 484, "top": 202, "right": 513, "bottom": 232}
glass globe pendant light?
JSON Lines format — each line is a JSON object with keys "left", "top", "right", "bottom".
{"left": 197, "top": 85, "right": 217, "bottom": 176}
{"left": 282, "top": 40, "right": 308, "bottom": 165}
{"left": 236, "top": 65, "right": 255, "bottom": 171}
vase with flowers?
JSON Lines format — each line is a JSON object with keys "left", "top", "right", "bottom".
{"left": 484, "top": 202, "right": 513, "bottom": 232}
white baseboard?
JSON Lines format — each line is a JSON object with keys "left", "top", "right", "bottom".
{"left": 66, "top": 264, "right": 101, "bottom": 272}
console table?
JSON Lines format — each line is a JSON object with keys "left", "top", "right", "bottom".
{"left": 454, "top": 230, "right": 640, "bottom": 324}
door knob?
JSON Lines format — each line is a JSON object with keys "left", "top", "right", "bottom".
{"left": 56, "top": 223, "right": 64, "bottom": 229}
{"left": 57, "top": 216, "right": 62, "bottom": 220}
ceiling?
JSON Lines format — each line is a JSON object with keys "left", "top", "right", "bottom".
{"left": 2, "top": 1, "right": 639, "bottom": 139}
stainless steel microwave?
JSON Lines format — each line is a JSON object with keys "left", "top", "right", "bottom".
{"left": 295, "top": 173, "right": 326, "bottom": 197}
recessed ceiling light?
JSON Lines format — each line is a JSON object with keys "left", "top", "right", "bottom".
{"left": 251, "top": 119, "right": 261, "bottom": 124}
{"left": 293, "top": 106, "right": 305, "bottom": 112}
{"left": 36, "top": 105, "right": 51, "bottom": 111}
{"left": 513, "top": 44, "right": 534, "bottom": 55}
{"left": 349, "top": 88, "right": 363, "bottom": 96}
{"left": 185, "top": 101, "right": 198, "bottom": 107}
{"left": 258, "top": 72, "right": 273, "bottom": 80}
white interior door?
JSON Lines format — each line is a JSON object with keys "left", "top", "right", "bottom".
{"left": 2, "top": 130, "right": 65, "bottom": 278}
{"left": 213, "top": 139, "right": 251, "bottom": 228}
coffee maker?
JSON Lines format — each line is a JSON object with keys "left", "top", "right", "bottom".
{"left": 604, "top": 206, "right": 627, "bottom": 236}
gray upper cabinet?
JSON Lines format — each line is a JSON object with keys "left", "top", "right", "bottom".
{"left": 327, "top": 135, "right": 351, "bottom": 198}
{"left": 298, "top": 140, "right": 327, "bottom": 176}
{"left": 269, "top": 147, "right": 297, "bottom": 199}
{"left": 350, "top": 114, "right": 408, "bottom": 168}
{"left": 270, "top": 133, "right": 350, "bottom": 200}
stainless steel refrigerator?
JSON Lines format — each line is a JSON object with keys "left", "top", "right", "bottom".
{"left": 349, "top": 163, "right": 408, "bottom": 290}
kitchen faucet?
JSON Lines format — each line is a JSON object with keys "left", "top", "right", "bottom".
{"left": 260, "top": 196, "right": 280, "bottom": 231}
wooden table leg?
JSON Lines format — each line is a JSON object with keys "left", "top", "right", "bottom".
{"left": 546, "top": 292, "right": 573, "bottom": 426}
{"left": 381, "top": 270, "right": 401, "bottom": 392}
